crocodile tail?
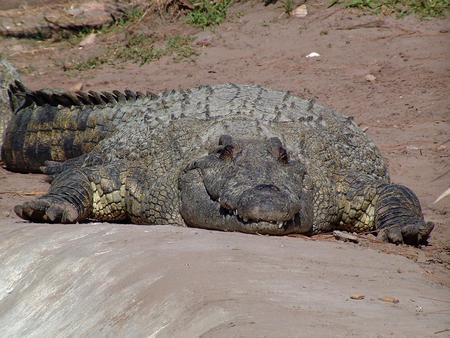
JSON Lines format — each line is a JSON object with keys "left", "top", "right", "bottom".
{"left": 2, "top": 81, "right": 158, "bottom": 173}
{"left": 1, "top": 100, "right": 122, "bottom": 173}
{"left": 8, "top": 82, "right": 157, "bottom": 112}
{"left": 0, "top": 59, "right": 21, "bottom": 157}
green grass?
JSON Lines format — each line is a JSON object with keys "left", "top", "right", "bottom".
{"left": 70, "top": 34, "right": 197, "bottom": 71}
{"left": 186, "top": 0, "right": 233, "bottom": 28}
{"left": 282, "top": 0, "right": 295, "bottom": 15}
{"left": 71, "top": 55, "right": 109, "bottom": 71}
{"left": 113, "top": 34, "right": 165, "bottom": 65}
{"left": 67, "top": 27, "right": 96, "bottom": 45}
{"left": 112, "top": 7, "right": 145, "bottom": 28}
{"left": 166, "top": 35, "right": 199, "bottom": 61}
{"left": 67, "top": 7, "right": 146, "bottom": 45}
{"left": 335, "top": 0, "right": 449, "bottom": 17}
{"left": 96, "top": 7, "right": 146, "bottom": 35}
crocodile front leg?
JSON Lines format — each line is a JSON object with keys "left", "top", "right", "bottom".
{"left": 374, "top": 184, "right": 434, "bottom": 245}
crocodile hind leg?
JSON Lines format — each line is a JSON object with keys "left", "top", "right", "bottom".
{"left": 14, "top": 168, "right": 93, "bottom": 223}
{"left": 338, "top": 177, "right": 434, "bottom": 245}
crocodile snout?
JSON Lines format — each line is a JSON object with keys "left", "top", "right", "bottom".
{"left": 237, "top": 184, "right": 300, "bottom": 222}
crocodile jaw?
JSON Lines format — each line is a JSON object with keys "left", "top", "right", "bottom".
{"left": 179, "top": 168, "right": 313, "bottom": 235}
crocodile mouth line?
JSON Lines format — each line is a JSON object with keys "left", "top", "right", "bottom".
{"left": 216, "top": 200, "right": 301, "bottom": 230}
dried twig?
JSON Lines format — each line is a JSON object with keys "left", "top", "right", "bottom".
{"left": 434, "top": 187, "right": 450, "bottom": 204}
{"left": 308, "top": 7, "right": 342, "bottom": 25}
{"left": 0, "top": 191, "right": 46, "bottom": 196}
{"left": 434, "top": 329, "right": 450, "bottom": 335}
{"left": 333, "top": 230, "right": 359, "bottom": 243}
{"left": 127, "top": 7, "right": 151, "bottom": 30}
{"left": 336, "top": 20, "right": 387, "bottom": 30}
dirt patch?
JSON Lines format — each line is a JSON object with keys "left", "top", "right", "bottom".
{"left": 0, "top": 0, "right": 449, "bottom": 336}
{"left": 0, "top": 0, "right": 149, "bottom": 38}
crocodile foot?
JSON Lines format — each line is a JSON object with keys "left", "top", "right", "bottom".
{"left": 377, "top": 220, "right": 434, "bottom": 246}
{"left": 14, "top": 199, "right": 79, "bottom": 223}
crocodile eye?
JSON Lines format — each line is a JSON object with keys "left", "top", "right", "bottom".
{"left": 269, "top": 137, "right": 289, "bottom": 164}
{"left": 277, "top": 147, "right": 289, "bottom": 164}
{"left": 218, "top": 144, "right": 234, "bottom": 160}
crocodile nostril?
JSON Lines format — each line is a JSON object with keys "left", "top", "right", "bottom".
{"left": 237, "top": 185, "right": 300, "bottom": 222}
{"left": 254, "top": 184, "right": 281, "bottom": 192}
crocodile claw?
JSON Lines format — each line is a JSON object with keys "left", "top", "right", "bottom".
{"left": 14, "top": 199, "right": 79, "bottom": 223}
{"left": 377, "top": 220, "right": 434, "bottom": 246}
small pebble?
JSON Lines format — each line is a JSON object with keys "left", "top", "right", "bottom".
{"left": 79, "top": 33, "right": 96, "bottom": 48}
{"left": 365, "top": 74, "right": 376, "bottom": 82}
{"left": 291, "top": 4, "right": 308, "bottom": 18}
{"left": 379, "top": 296, "right": 399, "bottom": 304}
{"left": 306, "top": 52, "right": 320, "bottom": 58}
{"left": 350, "top": 293, "right": 365, "bottom": 300}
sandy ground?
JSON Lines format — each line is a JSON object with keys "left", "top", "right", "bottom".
{"left": 0, "top": 0, "right": 449, "bottom": 337}
{"left": 1, "top": 223, "right": 450, "bottom": 338}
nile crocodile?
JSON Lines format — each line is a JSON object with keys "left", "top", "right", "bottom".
{"left": 0, "top": 59, "right": 21, "bottom": 152}
{"left": 1, "top": 77, "right": 434, "bottom": 245}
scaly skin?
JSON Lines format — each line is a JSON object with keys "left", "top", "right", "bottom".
{"left": 2, "top": 80, "right": 156, "bottom": 172}
{"left": 0, "top": 59, "right": 21, "bottom": 156}
{"left": 3, "top": 81, "right": 434, "bottom": 245}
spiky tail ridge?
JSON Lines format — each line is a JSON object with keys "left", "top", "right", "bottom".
{"left": 2, "top": 80, "right": 157, "bottom": 173}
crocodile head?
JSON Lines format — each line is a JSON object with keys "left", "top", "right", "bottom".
{"left": 179, "top": 135, "right": 313, "bottom": 235}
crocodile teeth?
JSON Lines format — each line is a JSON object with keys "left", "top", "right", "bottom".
{"left": 243, "top": 217, "right": 248, "bottom": 222}
{"left": 278, "top": 222, "right": 284, "bottom": 229}
{"left": 233, "top": 210, "right": 238, "bottom": 216}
